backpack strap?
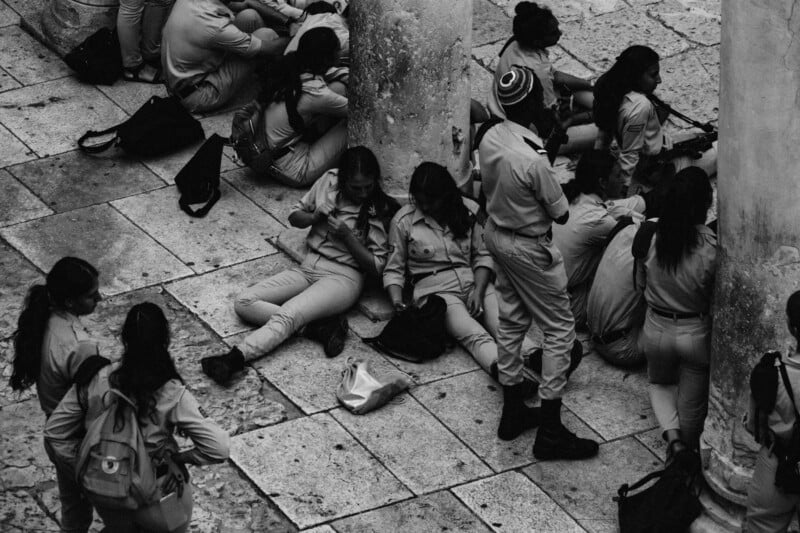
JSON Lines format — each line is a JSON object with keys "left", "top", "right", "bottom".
{"left": 604, "top": 216, "right": 634, "bottom": 249}
{"left": 179, "top": 188, "right": 221, "bottom": 218}
{"left": 473, "top": 118, "right": 503, "bottom": 151}
{"left": 77, "top": 125, "right": 121, "bottom": 153}
{"left": 617, "top": 469, "right": 664, "bottom": 498}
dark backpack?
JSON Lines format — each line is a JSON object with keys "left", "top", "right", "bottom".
{"left": 175, "top": 134, "right": 224, "bottom": 218}
{"left": 230, "top": 100, "right": 274, "bottom": 174}
{"left": 364, "top": 295, "right": 448, "bottom": 363}
{"left": 77, "top": 95, "right": 204, "bottom": 157}
{"left": 64, "top": 27, "right": 123, "bottom": 85}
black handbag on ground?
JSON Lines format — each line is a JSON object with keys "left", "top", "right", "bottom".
{"left": 174, "top": 134, "right": 224, "bottom": 218}
{"left": 64, "top": 27, "right": 123, "bottom": 85}
{"left": 77, "top": 95, "right": 204, "bottom": 157}
{"left": 616, "top": 449, "right": 702, "bottom": 533}
{"left": 363, "top": 295, "right": 448, "bottom": 363}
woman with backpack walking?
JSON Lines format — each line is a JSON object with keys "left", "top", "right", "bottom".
{"left": 44, "top": 302, "right": 230, "bottom": 533}
{"left": 10, "top": 256, "right": 102, "bottom": 533}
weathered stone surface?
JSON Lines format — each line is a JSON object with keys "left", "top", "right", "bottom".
{"left": 356, "top": 285, "right": 394, "bottom": 321}
{"left": 333, "top": 491, "right": 492, "bottom": 532}
{"left": 40, "top": 0, "right": 118, "bottom": 57}
{"left": 658, "top": 49, "right": 719, "bottom": 128}
{"left": 111, "top": 183, "right": 281, "bottom": 274}
{"left": 274, "top": 227, "right": 308, "bottom": 264}
{"left": 472, "top": 0, "right": 510, "bottom": 47}
{"left": 0, "top": 204, "right": 193, "bottom": 295}
{"left": 0, "top": 78, "right": 128, "bottom": 157}
{"left": 559, "top": 6, "right": 691, "bottom": 72}
{"left": 0, "top": 123, "right": 35, "bottom": 167}
{"left": 563, "top": 353, "right": 656, "bottom": 440}
{"left": 453, "top": 471, "right": 584, "bottom": 532}
{"left": 0, "top": 399, "right": 51, "bottom": 490}
{"left": 8, "top": 150, "right": 163, "bottom": 212}
{"left": 385, "top": 343, "right": 480, "bottom": 386}
{"left": 524, "top": 438, "right": 661, "bottom": 525}
{"left": 223, "top": 167, "right": 306, "bottom": 228}
{"left": 0, "top": 67, "right": 22, "bottom": 92}
{"left": 470, "top": 60, "right": 494, "bottom": 106}
{"left": 166, "top": 254, "right": 296, "bottom": 338}
{"left": 0, "top": 168, "right": 52, "bottom": 226}
{"left": 302, "top": 526, "right": 335, "bottom": 533}
{"left": 490, "top": 0, "right": 627, "bottom": 21}
{"left": 0, "top": 340, "right": 37, "bottom": 407}
{"left": 39, "top": 486, "right": 105, "bottom": 532}
{"left": 230, "top": 413, "right": 412, "bottom": 529}
{"left": 345, "top": 309, "right": 386, "bottom": 340}
{"left": 648, "top": 0, "right": 720, "bottom": 46}
{"left": 96, "top": 81, "right": 168, "bottom": 115}
{"left": 0, "top": 2, "right": 21, "bottom": 27}
{"left": 634, "top": 427, "right": 668, "bottom": 461}
{"left": 331, "top": 397, "right": 491, "bottom": 494}
{"left": 0, "top": 25, "right": 70, "bottom": 85}
{"left": 0, "top": 489, "right": 60, "bottom": 531}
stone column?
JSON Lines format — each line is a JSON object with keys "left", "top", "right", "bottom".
{"left": 41, "top": 0, "right": 119, "bottom": 56}
{"left": 701, "top": 1, "right": 800, "bottom": 529}
{"left": 347, "top": 0, "right": 473, "bottom": 197}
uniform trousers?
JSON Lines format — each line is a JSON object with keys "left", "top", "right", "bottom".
{"left": 744, "top": 446, "right": 800, "bottom": 533}
{"left": 95, "top": 482, "right": 193, "bottom": 532}
{"left": 235, "top": 253, "right": 363, "bottom": 360}
{"left": 118, "top": 0, "right": 174, "bottom": 69}
{"left": 44, "top": 436, "right": 93, "bottom": 532}
{"left": 639, "top": 309, "right": 710, "bottom": 449}
{"left": 484, "top": 220, "right": 575, "bottom": 398}
{"left": 267, "top": 120, "right": 347, "bottom": 188}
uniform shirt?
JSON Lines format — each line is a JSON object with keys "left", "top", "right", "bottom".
{"left": 162, "top": 0, "right": 264, "bottom": 89}
{"left": 479, "top": 121, "right": 569, "bottom": 236}
{"left": 264, "top": 73, "right": 348, "bottom": 151}
{"left": 291, "top": 170, "right": 388, "bottom": 273}
{"left": 487, "top": 41, "right": 557, "bottom": 118}
{"left": 383, "top": 198, "right": 494, "bottom": 300}
{"left": 767, "top": 351, "right": 800, "bottom": 443}
{"left": 639, "top": 225, "right": 717, "bottom": 314}
{"left": 38, "top": 311, "right": 98, "bottom": 417}
{"left": 586, "top": 222, "right": 645, "bottom": 336}
{"left": 45, "top": 364, "right": 230, "bottom": 467}
{"left": 260, "top": 0, "right": 305, "bottom": 19}
{"left": 552, "top": 194, "right": 643, "bottom": 290}
{"left": 284, "top": 12, "right": 349, "bottom": 56}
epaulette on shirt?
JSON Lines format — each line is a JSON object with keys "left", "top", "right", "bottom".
{"left": 522, "top": 137, "right": 548, "bottom": 157}
{"left": 626, "top": 123, "right": 644, "bottom": 133}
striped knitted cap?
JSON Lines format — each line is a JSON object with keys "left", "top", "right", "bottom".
{"left": 496, "top": 65, "right": 535, "bottom": 107}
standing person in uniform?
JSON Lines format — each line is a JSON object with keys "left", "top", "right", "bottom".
{"left": 118, "top": 0, "right": 174, "bottom": 83}
{"left": 161, "top": 0, "right": 290, "bottom": 114}
{"left": 478, "top": 65, "right": 599, "bottom": 458}
{"left": 593, "top": 45, "right": 717, "bottom": 198}
{"left": 200, "top": 147, "right": 396, "bottom": 385}
{"left": 9, "top": 257, "right": 102, "bottom": 533}
{"left": 637, "top": 167, "right": 716, "bottom": 458}
{"left": 744, "top": 291, "right": 800, "bottom": 533}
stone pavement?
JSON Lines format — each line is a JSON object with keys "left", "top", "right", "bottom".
{"left": 0, "top": 1, "right": 721, "bottom": 531}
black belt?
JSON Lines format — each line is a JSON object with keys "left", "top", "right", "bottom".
{"left": 592, "top": 327, "right": 632, "bottom": 345}
{"left": 410, "top": 267, "right": 457, "bottom": 284}
{"left": 174, "top": 79, "right": 207, "bottom": 100}
{"left": 495, "top": 226, "right": 552, "bottom": 240}
{"left": 650, "top": 307, "right": 706, "bottom": 320}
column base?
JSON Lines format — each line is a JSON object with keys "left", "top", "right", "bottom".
{"left": 40, "top": 0, "right": 119, "bottom": 57}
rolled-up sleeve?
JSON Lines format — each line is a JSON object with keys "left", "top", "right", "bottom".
{"left": 44, "top": 384, "right": 85, "bottom": 470}
{"left": 617, "top": 102, "right": 651, "bottom": 185}
{"left": 383, "top": 214, "right": 409, "bottom": 288}
{"left": 470, "top": 219, "right": 494, "bottom": 272}
{"left": 171, "top": 390, "right": 230, "bottom": 465}
{"left": 212, "top": 21, "right": 261, "bottom": 57}
{"left": 529, "top": 159, "right": 569, "bottom": 221}
{"left": 366, "top": 220, "right": 389, "bottom": 275}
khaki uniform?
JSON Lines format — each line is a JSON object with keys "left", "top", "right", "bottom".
{"left": 478, "top": 120, "right": 575, "bottom": 398}
{"left": 384, "top": 198, "right": 499, "bottom": 372}
{"left": 488, "top": 42, "right": 557, "bottom": 118}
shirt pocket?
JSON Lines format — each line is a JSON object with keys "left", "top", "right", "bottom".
{"left": 408, "top": 240, "right": 436, "bottom": 260}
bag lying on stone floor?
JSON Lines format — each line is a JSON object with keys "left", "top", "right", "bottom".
{"left": 64, "top": 27, "right": 123, "bottom": 85}
{"left": 77, "top": 95, "right": 204, "bottom": 157}
{"left": 336, "top": 357, "right": 409, "bottom": 415}
{"left": 175, "top": 134, "right": 223, "bottom": 218}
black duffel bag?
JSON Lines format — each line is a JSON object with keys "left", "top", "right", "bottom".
{"left": 64, "top": 27, "right": 123, "bottom": 85}
{"left": 364, "top": 295, "right": 448, "bottom": 363}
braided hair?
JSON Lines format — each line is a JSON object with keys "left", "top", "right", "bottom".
{"left": 336, "top": 146, "right": 399, "bottom": 239}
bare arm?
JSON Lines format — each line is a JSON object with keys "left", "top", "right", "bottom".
{"left": 554, "top": 71, "right": 592, "bottom": 92}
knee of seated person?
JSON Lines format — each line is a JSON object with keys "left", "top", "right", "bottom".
{"left": 252, "top": 27, "right": 280, "bottom": 42}
{"left": 456, "top": 330, "right": 495, "bottom": 349}
{"left": 233, "top": 294, "right": 256, "bottom": 317}
{"left": 234, "top": 9, "right": 265, "bottom": 33}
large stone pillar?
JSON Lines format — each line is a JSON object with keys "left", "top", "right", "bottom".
{"left": 702, "top": 1, "right": 800, "bottom": 529}
{"left": 41, "top": 0, "right": 119, "bottom": 56}
{"left": 348, "top": 0, "right": 472, "bottom": 197}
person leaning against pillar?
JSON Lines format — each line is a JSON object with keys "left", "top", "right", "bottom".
{"left": 161, "top": 0, "right": 290, "bottom": 114}
{"left": 477, "top": 65, "right": 599, "bottom": 460}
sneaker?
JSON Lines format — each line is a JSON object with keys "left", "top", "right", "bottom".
{"left": 304, "top": 315, "right": 348, "bottom": 358}
{"left": 533, "top": 423, "right": 599, "bottom": 460}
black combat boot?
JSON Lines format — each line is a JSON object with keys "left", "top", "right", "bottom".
{"left": 304, "top": 314, "right": 348, "bottom": 358}
{"left": 201, "top": 346, "right": 246, "bottom": 385}
{"left": 497, "top": 382, "right": 541, "bottom": 441}
{"left": 533, "top": 398, "right": 599, "bottom": 460}
{"left": 525, "top": 339, "right": 584, "bottom": 378}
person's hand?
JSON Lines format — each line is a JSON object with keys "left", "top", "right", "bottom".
{"left": 392, "top": 300, "right": 408, "bottom": 312}
{"left": 161, "top": 455, "right": 190, "bottom": 497}
{"left": 326, "top": 216, "right": 352, "bottom": 239}
{"left": 466, "top": 290, "right": 484, "bottom": 317}
{"left": 314, "top": 202, "right": 335, "bottom": 221}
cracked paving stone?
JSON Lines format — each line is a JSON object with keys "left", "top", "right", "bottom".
{"left": 658, "top": 49, "right": 719, "bottom": 127}
{"left": 0, "top": 340, "right": 37, "bottom": 407}
{"left": 0, "top": 490, "right": 60, "bottom": 532}
{"left": 473, "top": 0, "right": 512, "bottom": 47}
{"left": 0, "top": 240, "right": 42, "bottom": 341}
{"left": 0, "top": 399, "right": 51, "bottom": 490}
{"left": 0, "top": 168, "right": 52, "bottom": 227}
{"left": 223, "top": 167, "right": 305, "bottom": 228}
{"left": 649, "top": 0, "right": 720, "bottom": 46}
{"left": 488, "top": 0, "right": 627, "bottom": 21}
{"left": 0, "top": 122, "right": 35, "bottom": 167}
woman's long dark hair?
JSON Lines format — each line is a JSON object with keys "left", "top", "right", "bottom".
{"left": 258, "top": 27, "right": 341, "bottom": 132}
{"left": 593, "top": 45, "right": 660, "bottom": 134}
{"left": 561, "top": 150, "right": 616, "bottom": 204}
{"left": 109, "top": 302, "right": 182, "bottom": 425}
{"left": 499, "top": 1, "right": 556, "bottom": 56}
{"left": 410, "top": 162, "right": 473, "bottom": 240}
{"left": 337, "top": 146, "right": 399, "bottom": 236}
{"left": 655, "top": 167, "right": 712, "bottom": 273}
{"left": 10, "top": 257, "right": 98, "bottom": 391}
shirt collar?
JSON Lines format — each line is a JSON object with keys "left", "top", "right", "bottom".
{"left": 411, "top": 207, "right": 444, "bottom": 231}
{"left": 503, "top": 120, "right": 545, "bottom": 147}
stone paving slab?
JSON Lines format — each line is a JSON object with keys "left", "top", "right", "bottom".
{"left": 0, "top": 66, "right": 22, "bottom": 92}
{"left": 649, "top": 0, "right": 720, "bottom": 46}
{"left": 473, "top": 0, "right": 512, "bottom": 47}
{"left": 383, "top": 343, "right": 480, "bottom": 386}
{"left": 0, "top": 77, "right": 128, "bottom": 157}
{"left": 0, "top": 167, "right": 52, "bottom": 226}
{"left": 0, "top": 1, "right": 20, "bottom": 27}
{"left": 0, "top": 122, "right": 35, "bottom": 167}
{"left": 0, "top": 489, "right": 60, "bottom": 532}
{"left": 0, "top": 399, "right": 50, "bottom": 490}
{"left": 223, "top": 167, "right": 306, "bottom": 228}
{"left": 658, "top": 49, "right": 719, "bottom": 127}
{"left": 0, "top": 203, "right": 193, "bottom": 296}
{"left": 471, "top": 58, "right": 494, "bottom": 104}
{"left": 7, "top": 150, "right": 164, "bottom": 213}
{"left": 523, "top": 437, "right": 661, "bottom": 532}
{"left": 96, "top": 81, "right": 169, "bottom": 116}
{"left": 489, "top": 0, "right": 627, "bottom": 21}
{"left": 111, "top": 183, "right": 282, "bottom": 274}
{"left": 345, "top": 309, "right": 386, "bottom": 339}
{"left": 331, "top": 396, "right": 492, "bottom": 495}
{"left": 230, "top": 413, "right": 413, "bottom": 529}
{"left": 452, "top": 470, "right": 585, "bottom": 533}
{"left": 302, "top": 527, "right": 335, "bottom": 533}
{"left": 0, "top": 25, "right": 71, "bottom": 85}
{"left": 634, "top": 426, "right": 668, "bottom": 461}
{"left": 562, "top": 353, "right": 657, "bottom": 440}
{"left": 166, "top": 254, "right": 296, "bottom": 338}
{"left": 0, "top": 339, "right": 37, "bottom": 407}
{"left": 332, "top": 490, "right": 492, "bottom": 532}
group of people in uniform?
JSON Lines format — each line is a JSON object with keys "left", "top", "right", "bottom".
{"left": 10, "top": 0, "right": 799, "bottom": 531}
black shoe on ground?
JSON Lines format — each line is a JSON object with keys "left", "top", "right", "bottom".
{"left": 304, "top": 315, "right": 348, "bottom": 358}
{"left": 497, "top": 382, "right": 541, "bottom": 441}
{"left": 201, "top": 346, "right": 245, "bottom": 385}
{"left": 533, "top": 398, "right": 598, "bottom": 460}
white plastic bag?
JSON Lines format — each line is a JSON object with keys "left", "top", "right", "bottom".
{"left": 336, "top": 357, "right": 409, "bottom": 415}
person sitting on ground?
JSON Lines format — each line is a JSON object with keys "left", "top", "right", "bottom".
{"left": 487, "top": 1, "right": 597, "bottom": 153}
{"left": 552, "top": 150, "right": 646, "bottom": 328}
{"left": 283, "top": 1, "right": 349, "bottom": 64}
{"left": 45, "top": 302, "right": 230, "bottom": 533}
{"left": 9, "top": 257, "right": 102, "bottom": 533}
{"left": 118, "top": 0, "right": 175, "bottom": 83}
{"left": 744, "top": 291, "right": 800, "bottom": 533}
{"left": 200, "top": 146, "right": 398, "bottom": 385}
{"left": 593, "top": 45, "right": 717, "bottom": 198}
{"left": 637, "top": 166, "right": 716, "bottom": 459}
{"left": 256, "top": 26, "right": 348, "bottom": 188}
{"left": 161, "top": 0, "right": 289, "bottom": 113}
